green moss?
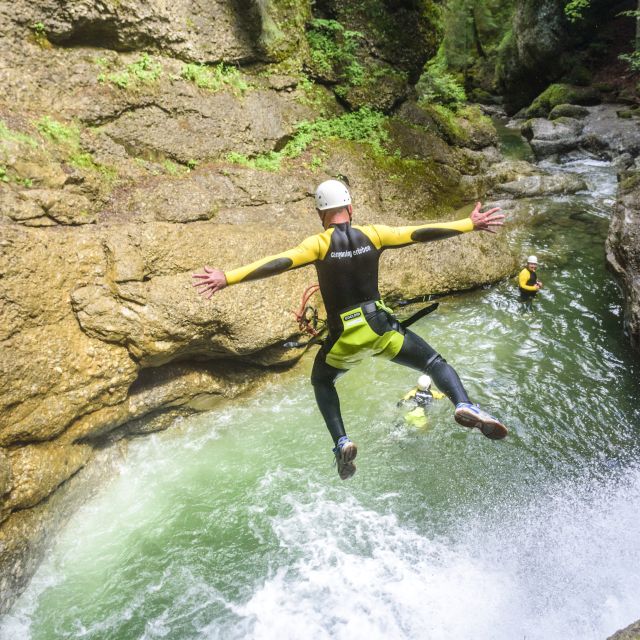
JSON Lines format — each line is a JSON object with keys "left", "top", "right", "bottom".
{"left": 97, "top": 54, "right": 162, "bottom": 90}
{"left": 162, "top": 159, "right": 185, "bottom": 176}
{"left": 36, "top": 116, "right": 79, "bottom": 145}
{"left": 0, "top": 164, "right": 33, "bottom": 188}
{"left": 35, "top": 116, "right": 118, "bottom": 183}
{"left": 29, "top": 22, "right": 50, "bottom": 48}
{"left": 526, "top": 83, "right": 600, "bottom": 118}
{"left": 620, "top": 172, "right": 640, "bottom": 192}
{"left": 227, "top": 107, "right": 390, "bottom": 172}
{"left": 180, "top": 63, "right": 250, "bottom": 95}
{"left": 0, "top": 120, "right": 39, "bottom": 148}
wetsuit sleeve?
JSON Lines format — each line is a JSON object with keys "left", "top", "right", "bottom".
{"left": 370, "top": 218, "right": 474, "bottom": 249}
{"left": 518, "top": 268, "right": 538, "bottom": 291}
{"left": 402, "top": 388, "right": 418, "bottom": 401}
{"left": 224, "top": 235, "right": 321, "bottom": 285}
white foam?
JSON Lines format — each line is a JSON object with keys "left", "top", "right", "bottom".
{"left": 227, "top": 468, "right": 640, "bottom": 640}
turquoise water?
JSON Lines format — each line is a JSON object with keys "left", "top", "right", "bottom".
{"left": 2, "top": 155, "right": 640, "bottom": 639}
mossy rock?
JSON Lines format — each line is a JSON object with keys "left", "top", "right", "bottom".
{"left": 549, "top": 104, "right": 590, "bottom": 120}
{"left": 620, "top": 171, "right": 640, "bottom": 193}
{"left": 617, "top": 108, "right": 640, "bottom": 120}
{"left": 525, "top": 84, "right": 601, "bottom": 118}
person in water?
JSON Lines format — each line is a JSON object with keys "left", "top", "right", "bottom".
{"left": 518, "top": 255, "right": 543, "bottom": 305}
{"left": 193, "top": 180, "right": 509, "bottom": 480}
{"left": 398, "top": 374, "right": 445, "bottom": 429}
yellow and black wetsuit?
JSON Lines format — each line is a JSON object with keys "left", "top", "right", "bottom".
{"left": 224, "top": 218, "right": 474, "bottom": 444}
{"left": 518, "top": 267, "right": 538, "bottom": 299}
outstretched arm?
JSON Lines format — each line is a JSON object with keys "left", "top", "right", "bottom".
{"left": 193, "top": 235, "right": 321, "bottom": 299}
{"left": 371, "top": 202, "right": 504, "bottom": 249}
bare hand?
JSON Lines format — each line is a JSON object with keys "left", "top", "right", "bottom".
{"left": 470, "top": 202, "right": 505, "bottom": 233}
{"left": 192, "top": 266, "right": 227, "bottom": 299}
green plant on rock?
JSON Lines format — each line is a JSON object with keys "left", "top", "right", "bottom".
{"left": 30, "top": 21, "right": 50, "bottom": 47}
{"left": 0, "top": 120, "right": 39, "bottom": 148}
{"left": 180, "top": 63, "right": 249, "bottom": 94}
{"left": 36, "top": 116, "right": 79, "bottom": 145}
{"left": 417, "top": 48, "right": 467, "bottom": 108}
{"left": 306, "top": 18, "right": 365, "bottom": 90}
{"left": 0, "top": 165, "right": 9, "bottom": 183}
{"left": 35, "top": 116, "right": 117, "bottom": 182}
{"left": 97, "top": 53, "right": 162, "bottom": 89}
{"left": 227, "top": 107, "right": 389, "bottom": 172}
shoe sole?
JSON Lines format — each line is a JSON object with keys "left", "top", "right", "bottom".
{"left": 454, "top": 408, "right": 508, "bottom": 440}
{"left": 337, "top": 442, "right": 358, "bottom": 480}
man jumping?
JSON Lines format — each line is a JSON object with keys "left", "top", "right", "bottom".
{"left": 193, "top": 180, "right": 508, "bottom": 480}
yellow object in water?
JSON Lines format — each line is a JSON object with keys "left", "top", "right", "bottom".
{"left": 404, "top": 407, "right": 429, "bottom": 429}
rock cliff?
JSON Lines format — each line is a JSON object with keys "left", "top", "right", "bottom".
{"left": 606, "top": 171, "right": 640, "bottom": 351}
{"left": 0, "top": 0, "right": 536, "bottom": 613}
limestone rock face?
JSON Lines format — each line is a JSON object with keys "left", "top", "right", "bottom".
{"left": 10, "top": 0, "right": 263, "bottom": 63}
{"left": 606, "top": 172, "right": 640, "bottom": 352}
{"left": 3, "top": 443, "right": 92, "bottom": 516}
{"left": 0, "top": 0, "right": 522, "bottom": 616}
{"left": 0, "top": 449, "right": 10, "bottom": 502}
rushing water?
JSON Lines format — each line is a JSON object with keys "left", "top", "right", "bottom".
{"left": 2, "top": 131, "right": 640, "bottom": 640}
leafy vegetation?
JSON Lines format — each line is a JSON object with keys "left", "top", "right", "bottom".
{"left": 0, "top": 120, "right": 38, "bottom": 148}
{"left": 35, "top": 116, "right": 117, "bottom": 181}
{"left": 435, "top": 0, "right": 516, "bottom": 92}
{"left": 36, "top": 116, "right": 78, "bottom": 145}
{"left": 618, "top": 8, "right": 640, "bottom": 72}
{"left": 97, "top": 54, "right": 162, "bottom": 89}
{"left": 416, "top": 49, "right": 467, "bottom": 108}
{"left": 180, "top": 63, "right": 250, "bottom": 94}
{"left": 227, "top": 107, "right": 389, "bottom": 171}
{"left": 564, "top": 0, "right": 591, "bottom": 22}
{"left": 30, "top": 21, "right": 50, "bottom": 48}
{"left": 306, "top": 18, "right": 365, "bottom": 96}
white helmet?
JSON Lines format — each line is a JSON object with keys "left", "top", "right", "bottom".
{"left": 527, "top": 255, "right": 538, "bottom": 264}
{"left": 417, "top": 375, "right": 432, "bottom": 391}
{"left": 315, "top": 180, "right": 351, "bottom": 211}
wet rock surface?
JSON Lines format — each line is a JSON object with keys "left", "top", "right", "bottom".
{"left": 607, "top": 619, "right": 640, "bottom": 640}
{"left": 606, "top": 171, "right": 640, "bottom": 352}
{"left": 0, "top": 0, "right": 585, "bottom": 617}
{"left": 520, "top": 105, "right": 640, "bottom": 160}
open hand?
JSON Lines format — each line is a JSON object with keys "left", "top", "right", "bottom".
{"left": 192, "top": 266, "right": 227, "bottom": 299}
{"left": 470, "top": 202, "right": 505, "bottom": 233}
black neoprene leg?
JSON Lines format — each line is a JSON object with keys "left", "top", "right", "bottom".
{"left": 391, "top": 329, "right": 470, "bottom": 406}
{"left": 311, "top": 349, "right": 347, "bottom": 445}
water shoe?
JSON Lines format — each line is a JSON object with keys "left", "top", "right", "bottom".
{"left": 333, "top": 436, "right": 358, "bottom": 480}
{"left": 454, "top": 403, "right": 508, "bottom": 440}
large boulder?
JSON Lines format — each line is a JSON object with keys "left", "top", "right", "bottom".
{"left": 606, "top": 171, "right": 640, "bottom": 351}
{"left": 521, "top": 106, "right": 640, "bottom": 160}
